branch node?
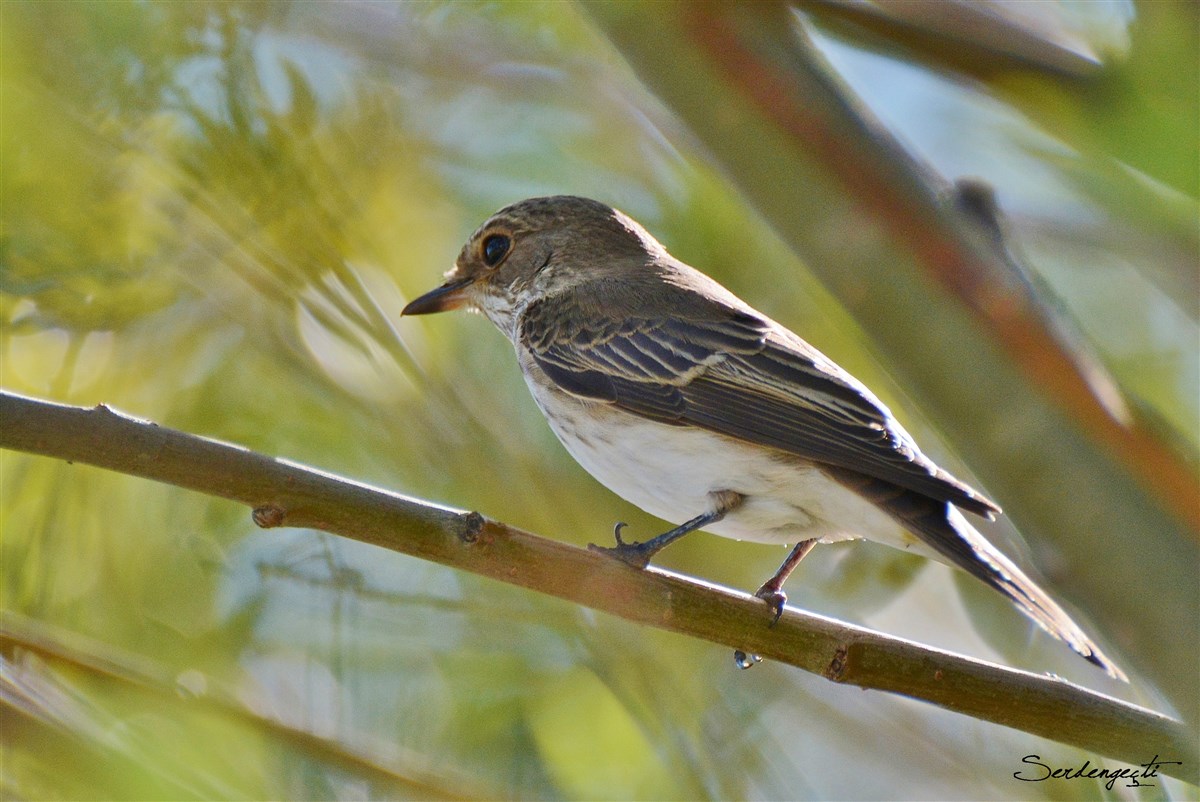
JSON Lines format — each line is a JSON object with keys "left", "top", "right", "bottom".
{"left": 825, "top": 644, "right": 849, "bottom": 681}
{"left": 455, "top": 511, "right": 485, "bottom": 543}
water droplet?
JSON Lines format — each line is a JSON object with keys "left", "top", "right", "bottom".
{"left": 734, "top": 650, "right": 763, "bottom": 669}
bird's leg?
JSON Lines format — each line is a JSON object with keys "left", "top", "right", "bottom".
{"left": 754, "top": 538, "right": 818, "bottom": 623}
{"left": 589, "top": 490, "right": 743, "bottom": 569}
{"left": 733, "top": 538, "right": 820, "bottom": 670}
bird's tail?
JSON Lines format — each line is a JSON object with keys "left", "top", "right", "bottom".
{"left": 865, "top": 482, "right": 1128, "bottom": 682}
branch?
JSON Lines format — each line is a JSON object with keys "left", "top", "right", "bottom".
{"left": 1, "top": 390, "right": 1194, "bottom": 783}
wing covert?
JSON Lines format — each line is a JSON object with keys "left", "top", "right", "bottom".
{"left": 519, "top": 295, "right": 998, "bottom": 518}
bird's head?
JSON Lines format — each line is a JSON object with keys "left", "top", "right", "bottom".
{"left": 401, "top": 196, "right": 664, "bottom": 336}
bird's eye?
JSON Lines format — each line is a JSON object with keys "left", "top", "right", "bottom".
{"left": 482, "top": 234, "right": 511, "bottom": 267}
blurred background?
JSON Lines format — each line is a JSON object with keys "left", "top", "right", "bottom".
{"left": 2, "top": 1, "right": 1196, "bottom": 799}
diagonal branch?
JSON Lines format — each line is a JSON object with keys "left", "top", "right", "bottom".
{"left": 1, "top": 390, "right": 1194, "bottom": 782}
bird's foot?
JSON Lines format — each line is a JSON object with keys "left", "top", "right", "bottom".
{"left": 589, "top": 505, "right": 734, "bottom": 570}
{"left": 754, "top": 585, "right": 788, "bottom": 626}
{"left": 587, "top": 522, "right": 656, "bottom": 569}
{"left": 750, "top": 539, "right": 815, "bottom": 626}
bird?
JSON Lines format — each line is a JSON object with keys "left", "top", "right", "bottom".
{"left": 401, "top": 195, "right": 1126, "bottom": 681}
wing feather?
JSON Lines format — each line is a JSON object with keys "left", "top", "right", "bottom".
{"left": 519, "top": 293, "right": 999, "bottom": 518}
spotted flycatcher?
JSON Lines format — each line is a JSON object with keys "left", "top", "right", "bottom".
{"left": 402, "top": 195, "right": 1125, "bottom": 681}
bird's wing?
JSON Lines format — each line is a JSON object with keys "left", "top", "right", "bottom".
{"left": 519, "top": 295, "right": 999, "bottom": 518}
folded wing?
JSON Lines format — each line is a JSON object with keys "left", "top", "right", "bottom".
{"left": 519, "top": 291, "right": 999, "bottom": 519}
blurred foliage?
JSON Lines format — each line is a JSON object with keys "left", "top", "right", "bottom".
{"left": 1, "top": 1, "right": 1195, "bottom": 799}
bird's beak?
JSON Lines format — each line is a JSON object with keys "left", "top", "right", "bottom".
{"left": 401, "top": 275, "right": 475, "bottom": 316}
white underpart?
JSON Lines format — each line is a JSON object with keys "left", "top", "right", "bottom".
{"left": 519, "top": 351, "right": 927, "bottom": 557}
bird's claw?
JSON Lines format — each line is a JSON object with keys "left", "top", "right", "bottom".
{"left": 754, "top": 587, "right": 788, "bottom": 626}
{"left": 587, "top": 522, "right": 652, "bottom": 569}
